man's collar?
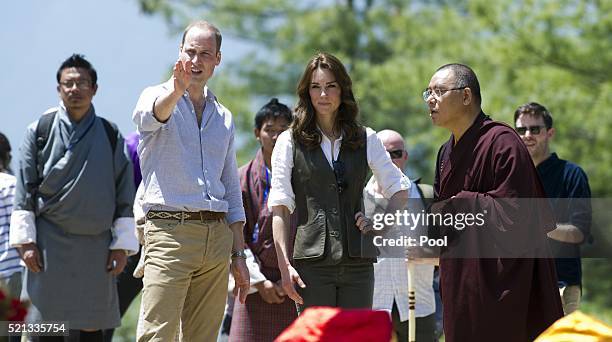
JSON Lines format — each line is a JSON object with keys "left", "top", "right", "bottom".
{"left": 58, "top": 101, "right": 95, "bottom": 125}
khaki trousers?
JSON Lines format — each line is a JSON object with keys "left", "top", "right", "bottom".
{"left": 137, "top": 218, "right": 233, "bottom": 342}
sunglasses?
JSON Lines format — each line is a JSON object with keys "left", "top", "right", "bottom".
{"left": 387, "top": 149, "right": 404, "bottom": 159}
{"left": 332, "top": 159, "right": 347, "bottom": 192}
{"left": 515, "top": 125, "right": 546, "bottom": 136}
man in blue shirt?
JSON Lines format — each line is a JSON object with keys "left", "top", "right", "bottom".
{"left": 515, "top": 102, "right": 592, "bottom": 314}
{"left": 133, "top": 20, "right": 249, "bottom": 341}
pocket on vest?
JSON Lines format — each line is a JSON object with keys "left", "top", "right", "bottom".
{"left": 293, "top": 211, "right": 326, "bottom": 261}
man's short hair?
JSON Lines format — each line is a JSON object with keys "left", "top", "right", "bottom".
{"left": 181, "top": 21, "right": 222, "bottom": 53}
{"left": 436, "top": 63, "right": 481, "bottom": 105}
{"left": 254, "top": 98, "right": 293, "bottom": 129}
{"left": 514, "top": 102, "right": 554, "bottom": 129}
{"left": 56, "top": 54, "right": 97, "bottom": 86}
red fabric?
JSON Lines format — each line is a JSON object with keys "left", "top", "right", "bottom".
{"left": 275, "top": 307, "right": 392, "bottom": 342}
{"left": 230, "top": 279, "right": 298, "bottom": 342}
{"left": 239, "top": 149, "right": 297, "bottom": 270}
{"left": 230, "top": 151, "right": 299, "bottom": 341}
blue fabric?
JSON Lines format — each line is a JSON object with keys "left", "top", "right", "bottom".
{"left": 132, "top": 80, "right": 245, "bottom": 224}
{"left": 537, "top": 153, "right": 591, "bottom": 286}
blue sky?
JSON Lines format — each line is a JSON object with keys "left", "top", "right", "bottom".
{"left": 0, "top": 0, "right": 243, "bottom": 169}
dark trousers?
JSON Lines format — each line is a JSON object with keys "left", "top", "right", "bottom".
{"left": 33, "top": 330, "right": 103, "bottom": 342}
{"left": 295, "top": 262, "right": 374, "bottom": 314}
{"left": 102, "top": 250, "right": 143, "bottom": 342}
{"left": 392, "top": 301, "right": 436, "bottom": 342}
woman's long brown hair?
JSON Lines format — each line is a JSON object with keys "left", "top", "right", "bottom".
{"left": 292, "top": 52, "right": 364, "bottom": 150}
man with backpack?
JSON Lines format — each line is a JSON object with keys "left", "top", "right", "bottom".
{"left": 10, "top": 54, "right": 137, "bottom": 341}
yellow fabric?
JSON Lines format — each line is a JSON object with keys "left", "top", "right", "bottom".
{"left": 535, "top": 310, "right": 612, "bottom": 342}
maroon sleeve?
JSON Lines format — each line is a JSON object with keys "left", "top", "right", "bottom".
{"left": 447, "top": 129, "right": 555, "bottom": 257}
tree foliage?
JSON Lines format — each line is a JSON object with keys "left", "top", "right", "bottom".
{"left": 137, "top": 0, "right": 612, "bottom": 314}
{"left": 138, "top": 0, "right": 611, "bottom": 193}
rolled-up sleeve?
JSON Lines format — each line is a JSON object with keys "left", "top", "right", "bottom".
{"left": 132, "top": 85, "right": 167, "bottom": 133}
{"left": 222, "top": 123, "right": 246, "bottom": 225}
{"left": 366, "top": 128, "right": 410, "bottom": 199}
{"left": 10, "top": 210, "right": 36, "bottom": 246}
{"left": 268, "top": 130, "right": 296, "bottom": 213}
{"left": 109, "top": 217, "right": 139, "bottom": 255}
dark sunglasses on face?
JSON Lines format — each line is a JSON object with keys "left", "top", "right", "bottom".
{"left": 515, "top": 125, "right": 546, "bottom": 136}
{"left": 387, "top": 149, "right": 404, "bottom": 159}
{"left": 332, "top": 159, "right": 347, "bottom": 192}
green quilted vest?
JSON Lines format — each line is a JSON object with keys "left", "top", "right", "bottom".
{"left": 291, "top": 131, "right": 377, "bottom": 265}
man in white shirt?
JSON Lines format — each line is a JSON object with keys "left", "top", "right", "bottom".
{"left": 364, "top": 130, "right": 437, "bottom": 342}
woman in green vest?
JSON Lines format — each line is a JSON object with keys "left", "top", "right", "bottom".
{"left": 268, "top": 52, "right": 409, "bottom": 312}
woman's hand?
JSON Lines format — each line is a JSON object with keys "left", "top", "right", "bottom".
{"left": 279, "top": 264, "right": 305, "bottom": 305}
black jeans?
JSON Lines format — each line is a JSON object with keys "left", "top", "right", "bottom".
{"left": 391, "top": 301, "right": 436, "bottom": 342}
{"left": 295, "top": 262, "right": 374, "bottom": 314}
{"left": 33, "top": 330, "right": 103, "bottom": 342}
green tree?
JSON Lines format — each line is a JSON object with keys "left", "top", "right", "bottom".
{"left": 137, "top": 0, "right": 611, "bottom": 192}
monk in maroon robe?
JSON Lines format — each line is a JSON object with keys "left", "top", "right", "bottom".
{"left": 424, "top": 64, "right": 563, "bottom": 341}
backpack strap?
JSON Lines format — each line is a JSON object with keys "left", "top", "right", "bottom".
{"left": 35, "top": 110, "right": 58, "bottom": 184}
{"left": 100, "top": 117, "right": 118, "bottom": 152}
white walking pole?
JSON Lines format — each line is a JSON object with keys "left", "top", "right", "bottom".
{"left": 408, "top": 262, "right": 416, "bottom": 342}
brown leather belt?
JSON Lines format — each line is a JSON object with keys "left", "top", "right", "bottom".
{"left": 146, "top": 210, "right": 225, "bottom": 221}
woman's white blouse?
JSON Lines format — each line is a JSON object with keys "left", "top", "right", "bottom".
{"left": 268, "top": 127, "right": 410, "bottom": 213}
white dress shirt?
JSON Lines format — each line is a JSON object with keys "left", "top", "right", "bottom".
{"left": 366, "top": 177, "right": 436, "bottom": 320}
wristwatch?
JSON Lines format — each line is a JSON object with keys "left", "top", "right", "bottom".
{"left": 231, "top": 250, "right": 247, "bottom": 259}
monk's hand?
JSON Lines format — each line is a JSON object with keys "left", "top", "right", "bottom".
{"left": 231, "top": 257, "right": 250, "bottom": 304}
{"left": 19, "top": 243, "right": 43, "bottom": 273}
{"left": 355, "top": 212, "right": 374, "bottom": 234}
{"left": 107, "top": 249, "right": 128, "bottom": 276}
{"left": 255, "top": 280, "right": 285, "bottom": 304}
{"left": 172, "top": 52, "right": 192, "bottom": 94}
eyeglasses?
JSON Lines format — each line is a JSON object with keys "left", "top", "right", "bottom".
{"left": 60, "top": 80, "right": 93, "bottom": 90}
{"left": 515, "top": 125, "right": 546, "bottom": 135}
{"left": 332, "top": 159, "right": 347, "bottom": 193}
{"left": 387, "top": 149, "right": 404, "bottom": 159}
{"left": 422, "top": 87, "right": 466, "bottom": 101}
